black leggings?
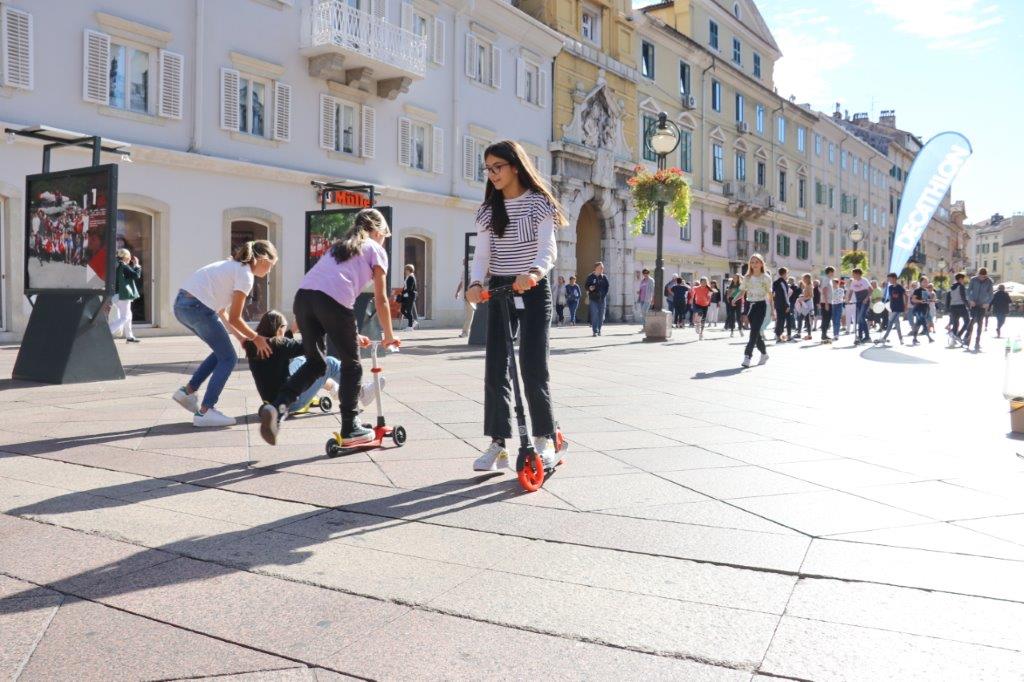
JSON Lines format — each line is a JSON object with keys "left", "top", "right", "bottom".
{"left": 484, "top": 276, "right": 555, "bottom": 440}
{"left": 273, "top": 289, "right": 361, "bottom": 426}
{"left": 402, "top": 296, "right": 418, "bottom": 327}
{"left": 746, "top": 301, "right": 767, "bottom": 357}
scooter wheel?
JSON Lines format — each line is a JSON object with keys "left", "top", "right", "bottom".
{"left": 319, "top": 396, "right": 333, "bottom": 412}
{"left": 517, "top": 453, "right": 546, "bottom": 492}
{"left": 325, "top": 438, "right": 339, "bottom": 456}
{"left": 392, "top": 425, "right": 407, "bottom": 446}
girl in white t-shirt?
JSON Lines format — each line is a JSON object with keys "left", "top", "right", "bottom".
{"left": 172, "top": 240, "right": 278, "bottom": 427}
{"left": 738, "top": 253, "right": 775, "bottom": 367}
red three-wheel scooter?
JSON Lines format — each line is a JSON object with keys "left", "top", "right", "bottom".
{"left": 480, "top": 284, "right": 567, "bottom": 491}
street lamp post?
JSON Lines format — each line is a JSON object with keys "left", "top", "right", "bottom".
{"left": 644, "top": 112, "right": 681, "bottom": 342}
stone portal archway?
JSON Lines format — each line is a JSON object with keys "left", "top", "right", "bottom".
{"left": 574, "top": 201, "right": 602, "bottom": 322}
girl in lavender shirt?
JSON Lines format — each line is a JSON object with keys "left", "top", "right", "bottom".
{"left": 258, "top": 208, "right": 400, "bottom": 445}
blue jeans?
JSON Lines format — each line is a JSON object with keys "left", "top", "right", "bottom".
{"left": 567, "top": 300, "right": 579, "bottom": 323}
{"left": 856, "top": 299, "right": 871, "bottom": 341}
{"left": 289, "top": 356, "right": 341, "bottom": 412}
{"left": 831, "top": 303, "right": 843, "bottom": 338}
{"left": 589, "top": 298, "right": 606, "bottom": 333}
{"left": 173, "top": 290, "right": 237, "bottom": 410}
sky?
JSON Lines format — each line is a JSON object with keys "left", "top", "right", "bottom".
{"left": 754, "top": 0, "right": 1023, "bottom": 224}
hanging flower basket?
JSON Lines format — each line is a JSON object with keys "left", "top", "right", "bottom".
{"left": 627, "top": 165, "right": 691, "bottom": 236}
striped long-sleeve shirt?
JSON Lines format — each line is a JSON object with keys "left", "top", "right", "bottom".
{"left": 470, "top": 190, "right": 557, "bottom": 284}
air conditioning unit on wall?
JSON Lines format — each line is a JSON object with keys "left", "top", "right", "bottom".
{"left": 736, "top": 121, "right": 749, "bottom": 134}
{"left": 682, "top": 94, "right": 697, "bottom": 109}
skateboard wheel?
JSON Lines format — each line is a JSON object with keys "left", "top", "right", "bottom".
{"left": 392, "top": 425, "right": 407, "bottom": 446}
{"left": 325, "top": 438, "right": 338, "bottom": 456}
{"left": 517, "top": 453, "right": 545, "bottom": 492}
{"left": 319, "top": 396, "right": 333, "bottom": 412}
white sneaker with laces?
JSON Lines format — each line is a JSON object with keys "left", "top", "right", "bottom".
{"left": 173, "top": 387, "right": 199, "bottom": 414}
{"left": 359, "top": 376, "right": 386, "bottom": 406}
{"left": 741, "top": 355, "right": 752, "bottom": 368}
{"left": 758, "top": 353, "right": 770, "bottom": 365}
{"left": 533, "top": 436, "right": 558, "bottom": 469}
{"left": 193, "top": 408, "right": 235, "bottom": 428}
{"left": 473, "top": 441, "right": 510, "bottom": 471}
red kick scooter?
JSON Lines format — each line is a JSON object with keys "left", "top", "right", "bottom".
{"left": 480, "top": 284, "right": 567, "bottom": 491}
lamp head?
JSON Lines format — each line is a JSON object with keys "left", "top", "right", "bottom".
{"left": 648, "top": 112, "right": 680, "bottom": 156}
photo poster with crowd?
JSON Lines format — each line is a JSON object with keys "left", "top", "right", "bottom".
{"left": 305, "top": 206, "right": 393, "bottom": 338}
{"left": 24, "top": 164, "right": 118, "bottom": 295}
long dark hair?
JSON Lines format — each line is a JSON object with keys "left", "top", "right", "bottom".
{"left": 481, "top": 140, "right": 567, "bottom": 238}
{"left": 245, "top": 310, "right": 287, "bottom": 360}
{"left": 330, "top": 208, "right": 389, "bottom": 263}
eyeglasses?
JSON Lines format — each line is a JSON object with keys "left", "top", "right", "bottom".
{"left": 483, "top": 162, "right": 510, "bottom": 176}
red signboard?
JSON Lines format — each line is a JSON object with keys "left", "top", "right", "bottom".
{"left": 319, "top": 189, "right": 371, "bottom": 208}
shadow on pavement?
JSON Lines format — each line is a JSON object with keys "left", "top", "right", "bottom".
{"left": 692, "top": 367, "right": 745, "bottom": 380}
{"left": 0, "top": 457, "right": 525, "bottom": 615}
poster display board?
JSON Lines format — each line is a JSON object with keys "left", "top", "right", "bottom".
{"left": 24, "top": 164, "right": 117, "bottom": 294}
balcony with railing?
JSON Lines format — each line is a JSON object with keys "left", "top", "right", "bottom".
{"left": 722, "top": 182, "right": 773, "bottom": 218}
{"left": 728, "top": 239, "right": 751, "bottom": 261}
{"left": 302, "top": 0, "right": 427, "bottom": 98}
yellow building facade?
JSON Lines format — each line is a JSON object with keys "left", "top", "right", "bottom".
{"left": 519, "top": 0, "right": 641, "bottom": 320}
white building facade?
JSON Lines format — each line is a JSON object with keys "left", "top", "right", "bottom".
{"left": 0, "top": 0, "right": 562, "bottom": 339}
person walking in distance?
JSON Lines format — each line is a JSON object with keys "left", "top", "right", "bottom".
{"left": 671, "top": 277, "right": 689, "bottom": 328}
{"left": 963, "top": 267, "right": 994, "bottom": 351}
{"left": 947, "top": 273, "right": 971, "bottom": 345}
{"left": 992, "top": 284, "right": 1011, "bottom": 339}
{"left": 772, "top": 267, "right": 792, "bottom": 342}
{"left": 708, "top": 280, "right": 721, "bottom": 327}
{"left": 401, "top": 264, "right": 418, "bottom": 330}
{"left": 108, "top": 248, "right": 143, "bottom": 343}
{"left": 586, "top": 261, "right": 609, "bottom": 337}
{"left": 831, "top": 276, "right": 846, "bottom": 341}
{"left": 725, "top": 274, "right": 742, "bottom": 337}
{"left": 691, "top": 276, "right": 712, "bottom": 340}
{"left": 819, "top": 267, "right": 835, "bottom": 343}
{"left": 875, "top": 272, "right": 906, "bottom": 345}
{"left": 565, "top": 275, "right": 581, "bottom": 326}
{"left": 553, "top": 275, "right": 567, "bottom": 327}
{"left": 909, "top": 276, "right": 935, "bottom": 344}
{"left": 635, "top": 268, "right": 654, "bottom": 331}
{"left": 740, "top": 254, "right": 774, "bottom": 367}
{"left": 463, "top": 140, "right": 567, "bottom": 472}
{"left": 173, "top": 240, "right": 278, "bottom": 427}
{"left": 796, "top": 273, "right": 814, "bottom": 340}
{"left": 665, "top": 272, "right": 679, "bottom": 322}
{"left": 846, "top": 268, "right": 873, "bottom": 345}
{"left": 454, "top": 261, "right": 475, "bottom": 338}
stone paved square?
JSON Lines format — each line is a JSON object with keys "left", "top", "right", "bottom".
{"left": 1, "top": 321, "right": 1023, "bottom": 680}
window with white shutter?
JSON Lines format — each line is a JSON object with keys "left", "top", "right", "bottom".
{"left": 515, "top": 58, "right": 525, "bottom": 99}
{"left": 400, "top": 1, "right": 413, "bottom": 31}
{"left": 369, "top": 0, "right": 385, "bottom": 19}
{"left": 158, "top": 49, "right": 184, "bottom": 119}
{"left": 464, "top": 34, "right": 477, "bottom": 79}
{"left": 220, "top": 67, "right": 241, "bottom": 131}
{"left": 319, "top": 93, "right": 336, "bottom": 150}
{"left": 398, "top": 117, "right": 412, "bottom": 167}
{"left": 432, "top": 18, "right": 445, "bottom": 65}
{"left": 360, "top": 105, "right": 375, "bottom": 158}
{"left": 272, "top": 81, "right": 291, "bottom": 141}
{"left": 490, "top": 45, "right": 500, "bottom": 89}
{"left": 463, "top": 136, "right": 475, "bottom": 181}
{"left": 432, "top": 126, "right": 444, "bottom": 174}
{"left": 2, "top": 6, "right": 33, "bottom": 90}
{"left": 515, "top": 57, "right": 541, "bottom": 105}
{"left": 83, "top": 29, "right": 110, "bottom": 104}
{"left": 538, "top": 67, "right": 547, "bottom": 107}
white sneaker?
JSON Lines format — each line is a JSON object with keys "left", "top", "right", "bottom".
{"left": 533, "top": 436, "right": 558, "bottom": 469}
{"left": 473, "top": 441, "right": 510, "bottom": 471}
{"left": 758, "top": 353, "right": 770, "bottom": 365}
{"left": 324, "top": 379, "right": 339, "bottom": 402}
{"left": 173, "top": 387, "right": 199, "bottom": 414}
{"left": 741, "top": 355, "right": 752, "bottom": 368}
{"left": 359, "top": 376, "right": 386, "bottom": 407}
{"left": 193, "top": 408, "right": 235, "bottom": 428}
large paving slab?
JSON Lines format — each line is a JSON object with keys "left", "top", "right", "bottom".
{"left": 2, "top": 319, "right": 1023, "bottom": 678}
